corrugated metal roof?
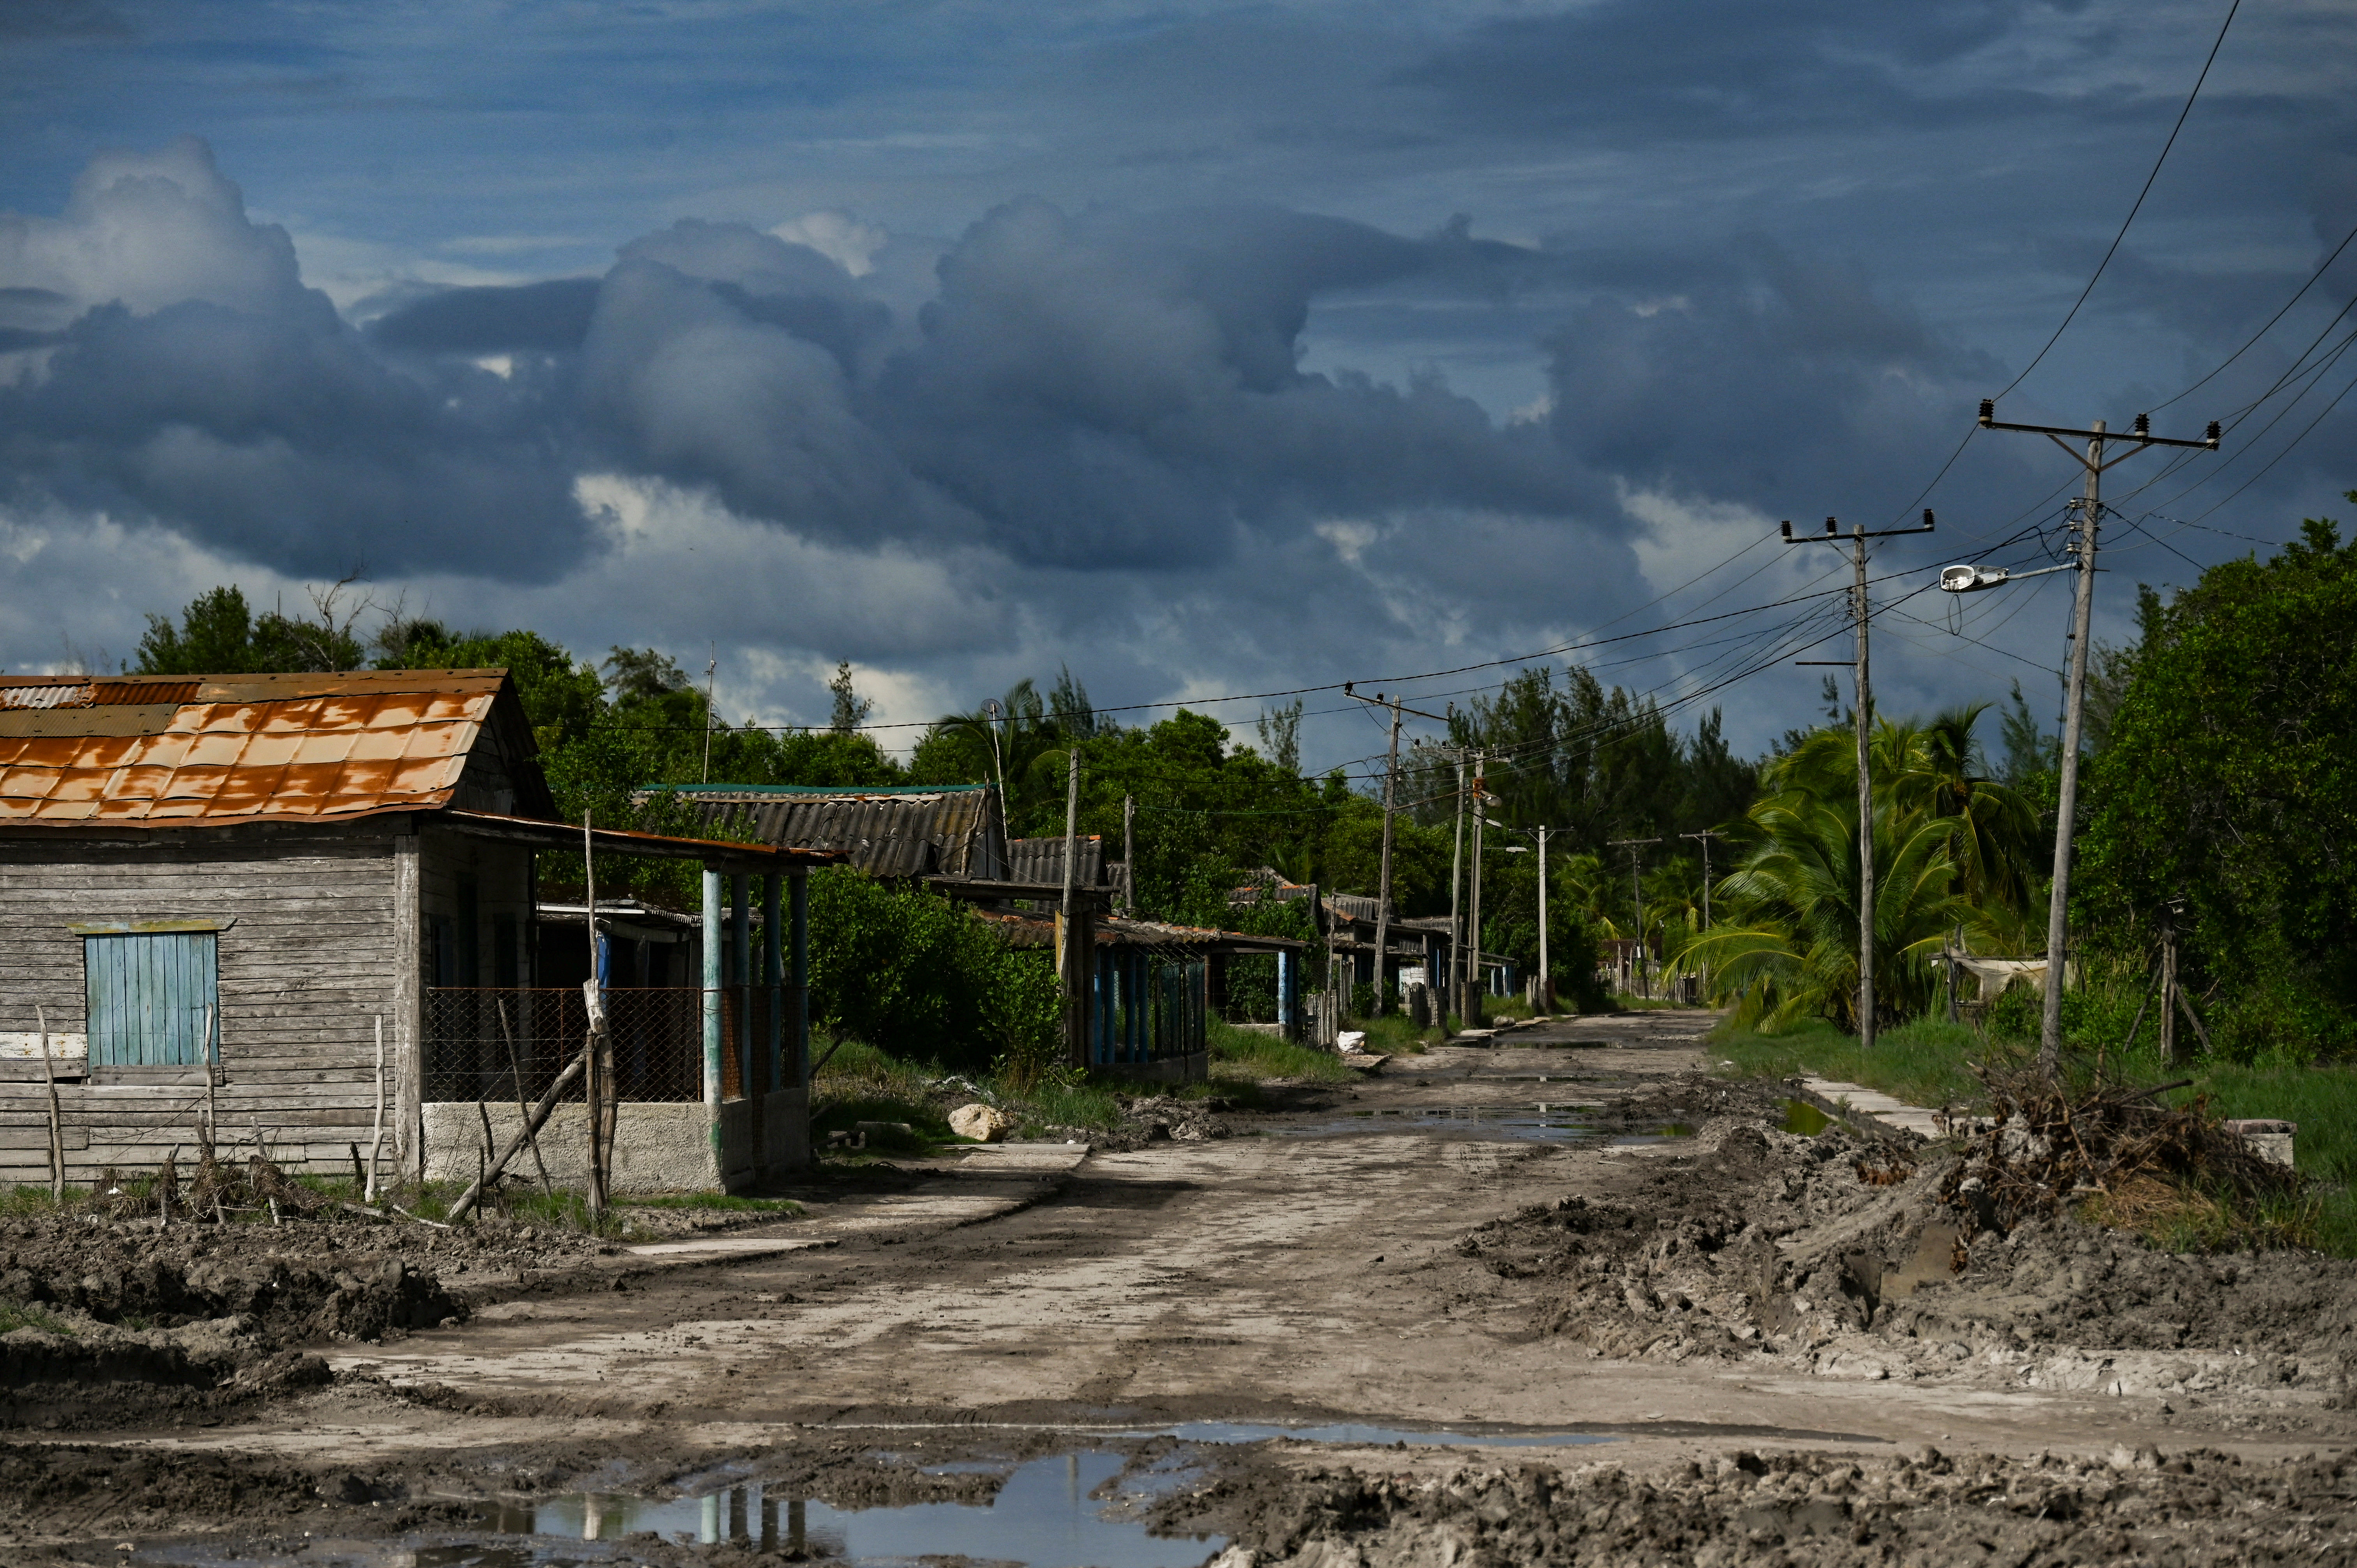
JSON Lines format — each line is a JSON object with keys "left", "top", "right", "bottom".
{"left": 1006, "top": 835, "right": 1112, "bottom": 889}
{"left": 0, "top": 670, "right": 548, "bottom": 827}
{"left": 973, "top": 909, "right": 1304, "bottom": 953}
{"left": 656, "top": 785, "right": 1007, "bottom": 879}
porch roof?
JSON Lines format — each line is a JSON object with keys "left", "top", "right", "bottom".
{"left": 440, "top": 810, "right": 844, "bottom": 873}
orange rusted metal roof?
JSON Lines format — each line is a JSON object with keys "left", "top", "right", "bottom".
{"left": 0, "top": 670, "right": 524, "bottom": 827}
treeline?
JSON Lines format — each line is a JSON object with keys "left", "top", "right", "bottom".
{"left": 129, "top": 584, "right": 1764, "bottom": 1011}
{"left": 1672, "top": 501, "right": 2357, "bottom": 1065}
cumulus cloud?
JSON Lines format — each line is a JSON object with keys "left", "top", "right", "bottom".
{"left": 0, "top": 138, "right": 587, "bottom": 579}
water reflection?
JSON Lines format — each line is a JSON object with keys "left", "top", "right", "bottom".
{"left": 496, "top": 1452, "right": 1213, "bottom": 1567}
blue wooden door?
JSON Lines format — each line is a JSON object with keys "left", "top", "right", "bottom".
{"left": 85, "top": 932, "right": 217, "bottom": 1067}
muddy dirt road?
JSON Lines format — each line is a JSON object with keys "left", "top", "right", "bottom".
{"left": 14, "top": 1010, "right": 2356, "bottom": 1565}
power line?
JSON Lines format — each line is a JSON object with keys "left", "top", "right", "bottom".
{"left": 1993, "top": 0, "right": 2243, "bottom": 401}
{"left": 2152, "top": 217, "right": 2357, "bottom": 411}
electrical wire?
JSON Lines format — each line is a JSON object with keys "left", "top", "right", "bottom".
{"left": 1992, "top": 0, "right": 2243, "bottom": 401}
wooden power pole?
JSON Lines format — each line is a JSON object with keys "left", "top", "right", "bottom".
{"left": 1783, "top": 509, "right": 1935, "bottom": 1051}
{"left": 1607, "top": 837, "right": 1662, "bottom": 998}
{"left": 1973, "top": 403, "right": 2216, "bottom": 1074}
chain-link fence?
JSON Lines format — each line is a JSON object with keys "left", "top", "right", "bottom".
{"left": 421, "top": 986, "right": 797, "bottom": 1105}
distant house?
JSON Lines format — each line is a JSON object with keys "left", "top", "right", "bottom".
{"left": 650, "top": 783, "right": 1011, "bottom": 881}
{"left": 0, "top": 671, "right": 836, "bottom": 1192}
{"left": 1227, "top": 872, "right": 1447, "bottom": 1018}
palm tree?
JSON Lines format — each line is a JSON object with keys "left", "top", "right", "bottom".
{"left": 928, "top": 680, "right": 1074, "bottom": 827}
{"left": 1673, "top": 713, "right": 2034, "bottom": 1033}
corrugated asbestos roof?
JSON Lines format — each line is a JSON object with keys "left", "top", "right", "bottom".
{"left": 973, "top": 909, "right": 1304, "bottom": 953}
{"left": 1006, "top": 834, "right": 1112, "bottom": 889}
{"left": 0, "top": 670, "right": 546, "bottom": 827}
{"left": 654, "top": 785, "right": 1006, "bottom": 879}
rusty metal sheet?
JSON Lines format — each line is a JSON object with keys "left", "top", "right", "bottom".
{"left": 0, "top": 684, "right": 493, "bottom": 825}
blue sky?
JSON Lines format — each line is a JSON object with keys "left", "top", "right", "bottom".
{"left": 2, "top": 0, "right": 2351, "bottom": 773}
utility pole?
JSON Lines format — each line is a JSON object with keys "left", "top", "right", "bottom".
{"left": 1448, "top": 751, "right": 1466, "bottom": 1022}
{"left": 1783, "top": 509, "right": 1935, "bottom": 1052}
{"left": 1975, "top": 401, "right": 2217, "bottom": 1074}
{"left": 1680, "top": 829, "right": 1721, "bottom": 999}
{"left": 982, "top": 698, "right": 1007, "bottom": 823}
{"left": 1372, "top": 696, "right": 1400, "bottom": 1014}
{"left": 700, "top": 651, "right": 718, "bottom": 782}
{"left": 1058, "top": 749, "right": 1083, "bottom": 1067}
{"left": 1536, "top": 824, "right": 1550, "bottom": 1012}
{"left": 1466, "top": 752, "right": 1488, "bottom": 1023}
{"left": 1348, "top": 685, "right": 1451, "bottom": 1017}
{"left": 1608, "top": 837, "right": 1662, "bottom": 998}
{"left": 1121, "top": 794, "right": 1135, "bottom": 916}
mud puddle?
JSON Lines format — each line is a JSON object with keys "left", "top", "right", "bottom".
{"left": 126, "top": 1451, "right": 1221, "bottom": 1568}
{"left": 1269, "top": 1103, "right": 1693, "bottom": 1145}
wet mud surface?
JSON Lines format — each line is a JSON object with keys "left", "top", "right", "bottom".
{"left": 0, "top": 1010, "right": 2348, "bottom": 1564}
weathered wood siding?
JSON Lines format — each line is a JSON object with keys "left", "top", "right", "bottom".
{"left": 0, "top": 824, "right": 406, "bottom": 1182}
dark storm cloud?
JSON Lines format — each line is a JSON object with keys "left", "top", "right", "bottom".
{"left": 1546, "top": 242, "right": 2012, "bottom": 510}
{"left": 1399, "top": 0, "right": 2081, "bottom": 138}
{"left": 368, "top": 277, "right": 600, "bottom": 354}
{"left": 868, "top": 199, "right": 1603, "bottom": 569}
{"left": 0, "top": 0, "right": 129, "bottom": 40}
{"left": 0, "top": 139, "right": 587, "bottom": 578}
{"left": 12, "top": 162, "right": 1618, "bottom": 589}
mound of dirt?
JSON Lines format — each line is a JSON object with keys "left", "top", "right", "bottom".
{"left": 0, "top": 1213, "right": 622, "bottom": 1429}
{"left": 1166, "top": 1444, "right": 2357, "bottom": 1566}
{"left": 1453, "top": 1083, "right": 2357, "bottom": 1407}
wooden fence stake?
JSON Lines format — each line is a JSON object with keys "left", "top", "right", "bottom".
{"left": 365, "top": 1014, "right": 385, "bottom": 1204}
{"left": 497, "top": 999, "right": 553, "bottom": 1196}
{"left": 34, "top": 1005, "right": 63, "bottom": 1203}
{"left": 442, "top": 1045, "right": 591, "bottom": 1225}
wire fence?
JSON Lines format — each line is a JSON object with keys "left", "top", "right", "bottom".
{"left": 421, "top": 987, "right": 786, "bottom": 1105}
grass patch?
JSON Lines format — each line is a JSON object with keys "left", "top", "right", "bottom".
{"left": 624, "top": 1192, "right": 804, "bottom": 1215}
{"left": 1609, "top": 992, "right": 1710, "bottom": 1012}
{"left": 1709, "top": 1015, "right": 1991, "bottom": 1110}
{"left": 1714, "top": 1014, "right": 2357, "bottom": 1257}
{"left": 1208, "top": 1018, "right": 1355, "bottom": 1083}
{"left": 1350, "top": 1014, "right": 1445, "bottom": 1054}
{"left": 2081, "top": 1174, "right": 2323, "bottom": 1254}
{"left": 0, "top": 1186, "right": 72, "bottom": 1218}
{"left": 1017, "top": 1077, "right": 1125, "bottom": 1132}
{"left": 0, "top": 1301, "right": 74, "bottom": 1337}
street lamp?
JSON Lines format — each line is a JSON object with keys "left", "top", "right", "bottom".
{"left": 1496, "top": 824, "right": 1556, "bottom": 1012}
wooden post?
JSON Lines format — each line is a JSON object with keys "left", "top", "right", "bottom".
{"left": 583, "top": 812, "right": 606, "bottom": 1221}
{"left": 790, "top": 871, "right": 810, "bottom": 1089}
{"left": 763, "top": 873, "right": 784, "bottom": 1096}
{"left": 731, "top": 872, "right": 751, "bottom": 1099}
{"left": 495, "top": 999, "right": 551, "bottom": 1195}
{"left": 202, "top": 1004, "right": 219, "bottom": 1147}
{"left": 365, "top": 1013, "right": 385, "bottom": 1202}
{"left": 1058, "top": 749, "right": 1085, "bottom": 1068}
{"left": 1371, "top": 696, "right": 1401, "bottom": 1015}
{"left": 2159, "top": 922, "right": 2179, "bottom": 1064}
{"left": 443, "top": 1044, "right": 590, "bottom": 1224}
{"left": 35, "top": 1005, "right": 62, "bottom": 1202}
{"left": 393, "top": 830, "right": 422, "bottom": 1181}
{"left": 1121, "top": 794, "right": 1136, "bottom": 916}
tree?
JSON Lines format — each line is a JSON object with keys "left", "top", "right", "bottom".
{"left": 2079, "top": 508, "right": 2357, "bottom": 1059}
{"left": 1676, "top": 713, "right": 2032, "bottom": 1033}
{"left": 136, "top": 582, "right": 371, "bottom": 674}
{"left": 828, "top": 661, "right": 873, "bottom": 733}
{"left": 1255, "top": 699, "right": 1303, "bottom": 775}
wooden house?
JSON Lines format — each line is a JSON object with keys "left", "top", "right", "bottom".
{"left": 0, "top": 670, "right": 835, "bottom": 1192}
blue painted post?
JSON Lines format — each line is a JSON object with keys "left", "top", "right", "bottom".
{"left": 1093, "top": 951, "right": 1109, "bottom": 1066}
{"left": 1131, "top": 953, "right": 1147, "bottom": 1060}
{"left": 790, "top": 872, "right": 810, "bottom": 1088}
{"left": 701, "top": 868, "right": 723, "bottom": 1114}
{"left": 730, "top": 873, "right": 751, "bottom": 1099}
{"left": 763, "top": 873, "right": 783, "bottom": 1095}
{"left": 1276, "top": 950, "right": 1294, "bottom": 1040}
